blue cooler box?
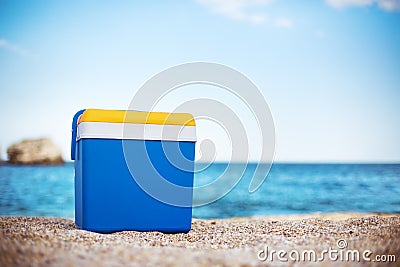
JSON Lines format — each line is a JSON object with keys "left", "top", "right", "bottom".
{"left": 71, "top": 109, "right": 196, "bottom": 233}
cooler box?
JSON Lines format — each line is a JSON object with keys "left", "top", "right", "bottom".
{"left": 71, "top": 109, "right": 196, "bottom": 233}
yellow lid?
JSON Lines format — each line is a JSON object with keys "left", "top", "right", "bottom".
{"left": 78, "top": 109, "right": 196, "bottom": 126}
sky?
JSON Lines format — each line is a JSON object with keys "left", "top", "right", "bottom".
{"left": 0, "top": 0, "right": 399, "bottom": 163}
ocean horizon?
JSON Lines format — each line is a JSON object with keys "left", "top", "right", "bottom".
{"left": 0, "top": 162, "right": 399, "bottom": 219}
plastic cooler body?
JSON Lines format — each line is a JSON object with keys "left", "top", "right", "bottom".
{"left": 72, "top": 109, "right": 196, "bottom": 233}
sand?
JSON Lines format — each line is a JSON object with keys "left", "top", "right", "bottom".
{"left": 0, "top": 213, "right": 399, "bottom": 266}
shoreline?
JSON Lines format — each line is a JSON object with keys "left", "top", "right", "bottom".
{"left": 1, "top": 213, "right": 399, "bottom": 266}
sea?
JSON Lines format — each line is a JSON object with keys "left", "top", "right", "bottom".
{"left": 0, "top": 163, "right": 399, "bottom": 219}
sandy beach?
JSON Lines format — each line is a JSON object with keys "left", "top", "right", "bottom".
{"left": 0, "top": 213, "right": 399, "bottom": 267}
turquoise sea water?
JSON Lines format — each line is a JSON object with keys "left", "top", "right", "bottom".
{"left": 0, "top": 163, "right": 399, "bottom": 219}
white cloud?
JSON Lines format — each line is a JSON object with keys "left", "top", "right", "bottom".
{"left": 0, "top": 38, "right": 35, "bottom": 57}
{"left": 196, "top": 0, "right": 274, "bottom": 24}
{"left": 197, "top": 0, "right": 295, "bottom": 28}
{"left": 325, "top": 0, "right": 373, "bottom": 8}
{"left": 378, "top": 0, "right": 400, "bottom": 10}
{"left": 325, "top": 0, "right": 400, "bottom": 11}
{"left": 274, "top": 17, "right": 293, "bottom": 28}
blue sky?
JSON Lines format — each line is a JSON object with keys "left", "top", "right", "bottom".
{"left": 0, "top": 0, "right": 399, "bottom": 162}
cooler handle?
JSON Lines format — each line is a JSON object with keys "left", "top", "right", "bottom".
{"left": 71, "top": 109, "right": 86, "bottom": 160}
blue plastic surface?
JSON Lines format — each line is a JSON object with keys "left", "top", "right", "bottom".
{"left": 71, "top": 109, "right": 85, "bottom": 160}
{"left": 73, "top": 136, "right": 195, "bottom": 233}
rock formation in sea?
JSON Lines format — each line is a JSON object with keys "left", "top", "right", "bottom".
{"left": 7, "top": 138, "right": 64, "bottom": 165}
